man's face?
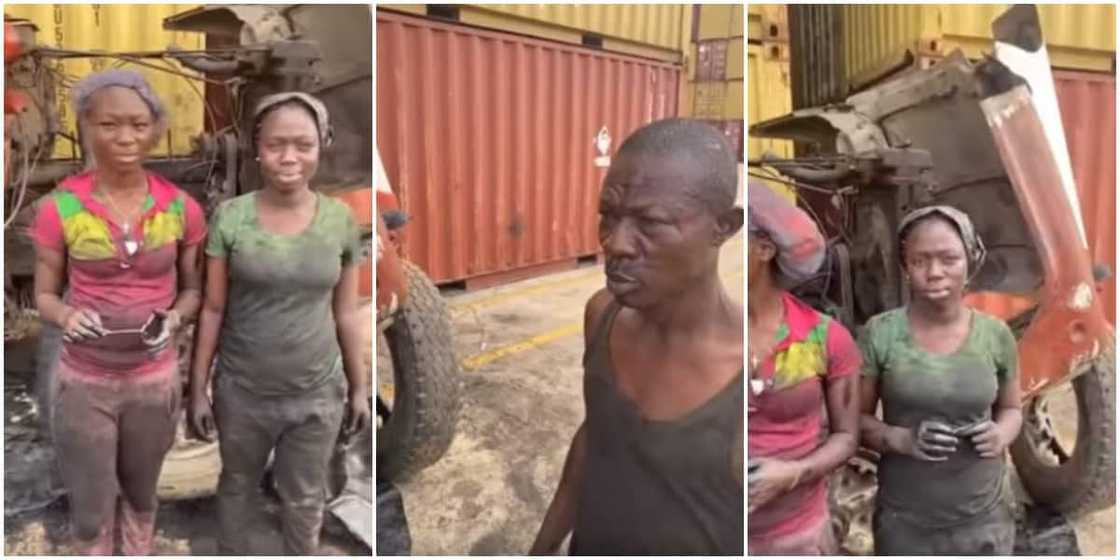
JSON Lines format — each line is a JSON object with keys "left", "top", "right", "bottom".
{"left": 598, "top": 154, "right": 719, "bottom": 309}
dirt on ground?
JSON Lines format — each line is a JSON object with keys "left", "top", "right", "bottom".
{"left": 3, "top": 338, "right": 370, "bottom": 556}
{"left": 381, "top": 228, "right": 1114, "bottom": 555}
{"left": 385, "top": 236, "right": 744, "bottom": 554}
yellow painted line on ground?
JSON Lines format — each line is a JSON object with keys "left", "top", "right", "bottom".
{"left": 461, "top": 268, "right": 744, "bottom": 371}
{"left": 450, "top": 238, "right": 743, "bottom": 315}
{"left": 450, "top": 268, "right": 602, "bottom": 314}
{"left": 461, "top": 323, "right": 585, "bottom": 370}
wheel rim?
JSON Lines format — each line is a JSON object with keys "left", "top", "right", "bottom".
{"left": 376, "top": 328, "right": 397, "bottom": 428}
{"left": 1022, "top": 383, "right": 1078, "bottom": 467}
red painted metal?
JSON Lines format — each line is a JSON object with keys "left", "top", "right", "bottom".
{"left": 376, "top": 10, "right": 681, "bottom": 285}
{"left": 966, "top": 69, "right": 1116, "bottom": 325}
{"left": 4, "top": 23, "right": 23, "bottom": 62}
{"left": 979, "top": 84, "right": 1111, "bottom": 397}
{"left": 328, "top": 187, "right": 374, "bottom": 298}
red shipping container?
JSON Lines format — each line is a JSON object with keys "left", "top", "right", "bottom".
{"left": 376, "top": 10, "right": 681, "bottom": 285}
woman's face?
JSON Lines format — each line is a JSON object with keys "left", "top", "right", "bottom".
{"left": 903, "top": 218, "right": 969, "bottom": 305}
{"left": 83, "top": 87, "right": 159, "bottom": 172}
{"left": 747, "top": 232, "right": 776, "bottom": 288}
{"left": 256, "top": 105, "right": 320, "bottom": 193}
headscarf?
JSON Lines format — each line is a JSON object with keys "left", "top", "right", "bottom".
{"left": 897, "top": 205, "right": 987, "bottom": 272}
{"left": 747, "top": 180, "right": 825, "bottom": 283}
{"left": 251, "top": 91, "right": 333, "bottom": 149}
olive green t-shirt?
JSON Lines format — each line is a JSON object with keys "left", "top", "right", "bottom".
{"left": 860, "top": 307, "right": 1019, "bottom": 528}
{"left": 206, "top": 192, "right": 362, "bottom": 396}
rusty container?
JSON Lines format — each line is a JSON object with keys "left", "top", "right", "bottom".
{"left": 376, "top": 10, "right": 681, "bottom": 286}
{"left": 967, "top": 70, "right": 1117, "bottom": 324}
{"left": 380, "top": 4, "right": 690, "bottom": 63}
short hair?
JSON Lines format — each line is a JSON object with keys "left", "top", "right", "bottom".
{"left": 71, "top": 70, "right": 167, "bottom": 164}
{"left": 72, "top": 69, "right": 167, "bottom": 130}
{"left": 616, "top": 118, "right": 738, "bottom": 214}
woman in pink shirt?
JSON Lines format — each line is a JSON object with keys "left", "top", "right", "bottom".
{"left": 747, "top": 182, "right": 860, "bottom": 554}
{"left": 32, "top": 70, "right": 206, "bottom": 555}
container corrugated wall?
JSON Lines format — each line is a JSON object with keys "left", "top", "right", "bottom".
{"left": 967, "top": 70, "right": 1117, "bottom": 324}
{"left": 683, "top": 5, "right": 744, "bottom": 159}
{"left": 379, "top": 4, "right": 689, "bottom": 63}
{"left": 377, "top": 10, "right": 681, "bottom": 285}
{"left": 789, "top": 4, "right": 1116, "bottom": 108}
{"left": 4, "top": 4, "right": 204, "bottom": 158}
{"left": 748, "top": 2, "right": 795, "bottom": 199}
{"left": 844, "top": 4, "right": 1116, "bottom": 94}
{"left": 747, "top": 43, "right": 792, "bottom": 163}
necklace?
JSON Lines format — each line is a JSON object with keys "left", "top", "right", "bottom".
{"left": 748, "top": 352, "right": 774, "bottom": 396}
{"left": 99, "top": 185, "right": 145, "bottom": 262}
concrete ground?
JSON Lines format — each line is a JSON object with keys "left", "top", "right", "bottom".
{"left": 391, "top": 236, "right": 744, "bottom": 555}
{"left": 385, "top": 227, "right": 1114, "bottom": 556}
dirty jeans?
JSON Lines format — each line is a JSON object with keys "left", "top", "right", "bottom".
{"left": 749, "top": 514, "right": 838, "bottom": 555}
{"left": 214, "top": 373, "right": 346, "bottom": 555}
{"left": 52, "top": 362, "right": 180, "bottom": 555}
{"left": 873, "top": 501, "right": 1016, "bottom": 555}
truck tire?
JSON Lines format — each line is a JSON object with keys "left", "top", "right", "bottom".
{"left": 377, "top": 261, "right": 460, "bottom": 481}
{"left": 1010, "top": 341, "right": 1115, "bottom": 517}
{"left": 35, "top": 322, "right": 222, "bottom": 500}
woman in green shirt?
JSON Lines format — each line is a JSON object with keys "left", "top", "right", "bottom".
{"left": 188, "top": 92, "right": 371, "bottom": 554}
{"left": 858, "top": 206, "right": 1022, "bottom": 555}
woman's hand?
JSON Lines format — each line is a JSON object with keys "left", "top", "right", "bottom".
{"left": 747, "top": 458, "right": 804, "bottom": 513}
{"left": 343, "top": 391, "right": 372, "bottom": 440}
{"left": 886, "top": 420, "right": 959, "bottom": 461}
{"left": 960, "top": 420, "right": 1010, "bottom": 458}
{"left": 188, "top": 390, "right": 216, "bottom": 442}
{"left": 62, "top": 308, "right": 106, "bottom": 342}
{"left": 142, "top": 309, "right": 181, "bottom": 354}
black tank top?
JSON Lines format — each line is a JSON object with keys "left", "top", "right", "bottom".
{"left": 570, "top": 301, "right": 744, "bottom": 555}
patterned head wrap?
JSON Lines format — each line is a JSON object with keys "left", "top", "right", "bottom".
{"left": 747, "top": 180, "right": 825, "bottom": 283}
{"left": 897, "top": 205, "right": 987, "bottom": 271}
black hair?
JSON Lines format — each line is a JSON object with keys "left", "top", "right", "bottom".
{"left": 616, "top": 118, "right": 738, "bottom": 215}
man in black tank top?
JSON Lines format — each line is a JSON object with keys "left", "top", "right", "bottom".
{"left": 530, "top": 119, "right": 745, "bottom": 555}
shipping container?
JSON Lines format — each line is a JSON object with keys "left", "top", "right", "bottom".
{"left": 748, "top": 4, "right": 788, "bottom": 44}
{"left": 967, "top": 70, "right": 1117, "bottom": 324}
{"left": 746, "top": 42, "right": 794, "bottom": 197}
{"left": 681, "top": 5, "right": 744, "bottom": 158}
{"left": 379, "top": 4, "right": 689, "bottom": 64}
{"left": 788, "top": 4, "right": 1115, "bottom": 108}
{"left": 377, "top": 10, "right": 681, "bottom": 286}
{"left": 4, "top": 4, "right": 204, "bottom": 158}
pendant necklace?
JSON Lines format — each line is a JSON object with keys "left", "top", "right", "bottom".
{"left": 100, "top": 186, "right": 143, "bottom": 266}
{"left": 749, "top": 352, "right": 774, "bottom": 396}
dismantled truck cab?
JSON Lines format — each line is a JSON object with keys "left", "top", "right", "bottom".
{"left": 750, "top": 4, "right": 1114, "bottom": 531}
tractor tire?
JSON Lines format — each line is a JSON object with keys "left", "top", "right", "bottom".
{"left": 1010, "top": 341, "right": 1115, "bottom": 518}
{"left": 35, "top": 321, "right": 222, "bottom": 501}
{"left": 377, "top": 260, "right": 461, "bottom": 481}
